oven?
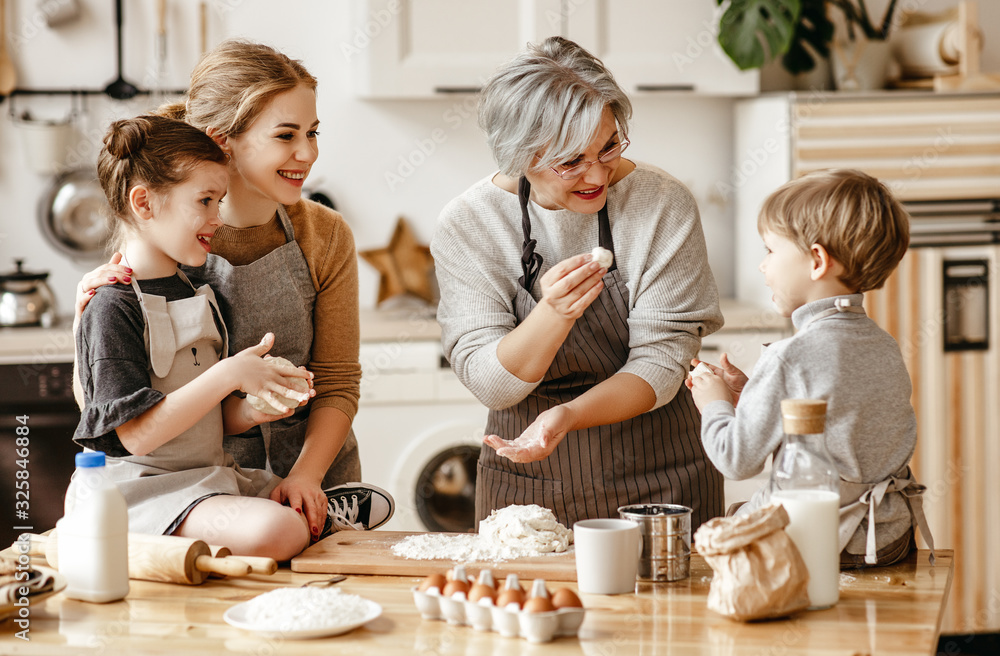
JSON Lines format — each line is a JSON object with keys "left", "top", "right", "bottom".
{"left": 0, "top": 325, "right": 81, "bottom": 550}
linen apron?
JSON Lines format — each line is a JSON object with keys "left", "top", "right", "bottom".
{"left": 476, "top": 178, "right": 724, "bottom": 530}
{"left": 799, "top": 299, "right": 936, "bottom": 566}
{"left": 187, "top": 206, "right": 360, "bottom": 487}
{"left": 97, "top": 270, "right": 278, "bottom": 535}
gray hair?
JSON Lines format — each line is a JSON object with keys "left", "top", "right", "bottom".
{"left": 478, "top": 36, "right": 632, "bottom": 178}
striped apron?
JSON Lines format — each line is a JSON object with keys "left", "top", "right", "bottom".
{"left": 476, "top": 178, "right": 723, "bottom": 531}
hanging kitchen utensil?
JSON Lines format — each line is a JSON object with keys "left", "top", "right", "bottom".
{"left": 104, "top": 0, "right": 138, "bottom": 100}
{"left": 0, "top": 0, "right": 18, "bottom": 98}
{"left": 14, "top": 112, "right": 74, "bottom": 175}
{"left": 0, "top": 260, "right": 57, "bottom": 328}
{"left": 152, "top": 0, "right": 168, "bottom": 95}
{"left": 199, "top": 1, "right": 208, "bottom": 55}
{"left": 43, "top": 0, "right": 81, "bottom": 28}
{"left": 38, "top": 169, "right": 113, "bottom": 261}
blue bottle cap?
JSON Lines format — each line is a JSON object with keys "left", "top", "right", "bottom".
{"left": 75, "top": 451, "right": 106, "bottom": 468}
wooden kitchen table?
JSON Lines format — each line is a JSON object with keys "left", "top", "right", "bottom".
{"left": 1, "top": 550, "right": 951, "bottom": 655}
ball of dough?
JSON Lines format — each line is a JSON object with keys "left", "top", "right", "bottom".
{"left": 690, "top": 362, "right": 714, "bottom": 379}
{"left": 591, "top": 247, "right": 614, "bottom": 269}
{"left": 246, "top": 357, "right": 310, "bottom": 415}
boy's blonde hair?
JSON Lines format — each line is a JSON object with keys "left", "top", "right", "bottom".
{"left": 758, "top": 169, "right": 909, "bottom": 293}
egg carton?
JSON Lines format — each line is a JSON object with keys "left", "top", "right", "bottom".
{"left": 411, "top": 582, "right": 585, "bottom": 644}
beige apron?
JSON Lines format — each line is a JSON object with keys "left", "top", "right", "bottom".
{"left": 839, "top": 466, "right": 935, "bottom": 565}
{"left": 801, "top": 300, "right": 935, "bottom": 565}
{"left": 98, "top": 269, "right": 279, "bottom": 535}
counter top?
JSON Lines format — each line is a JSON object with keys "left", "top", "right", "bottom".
{"left": 5, "top": 549, "right": 951, "bottom": 655}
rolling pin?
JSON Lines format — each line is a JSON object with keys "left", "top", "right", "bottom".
{"left": 208, "top": 545, "right": 277, "bottom": 576}
{"left": 25, "top": 532, "right": 251, "bottom": 585}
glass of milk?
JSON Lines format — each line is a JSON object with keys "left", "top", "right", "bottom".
{"left": 769, "top": 399, "right": 840, "bottom": 610}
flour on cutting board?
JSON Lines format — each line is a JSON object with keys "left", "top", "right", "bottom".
{"left": 392, "top": 504, "right": 573, "bottom": 562}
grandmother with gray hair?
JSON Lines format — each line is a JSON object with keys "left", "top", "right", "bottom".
{"left": 430, "top": 36, "right": 724, "bottom": 531}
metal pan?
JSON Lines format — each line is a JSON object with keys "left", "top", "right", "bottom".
{"left": 38, "top": 169, "right": 112, "bottom": 261}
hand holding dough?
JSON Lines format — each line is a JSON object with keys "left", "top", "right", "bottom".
{"left": 690, "top": 361, "right": 714, "bottom": 378}
{"left": 246, "top": 357, "right": 310, "bottom": 416}
{"left": 591, "top": 247, "right": 614, "bottom": 269}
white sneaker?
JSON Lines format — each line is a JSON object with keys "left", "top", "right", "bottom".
{"left": 319, "top": 483, "right": 395, "bottom": 537}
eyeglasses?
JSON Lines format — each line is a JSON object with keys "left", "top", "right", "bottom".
{"left": 549, "top": 138, "right": 630, "bottom": 180}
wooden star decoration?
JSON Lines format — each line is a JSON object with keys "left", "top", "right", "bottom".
{"left": 359, "top": 217, "right": 436, "bottom": 306}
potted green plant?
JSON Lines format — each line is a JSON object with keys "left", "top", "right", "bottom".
{"left": 716, "top": 0, "right": 899, "bottom": 88}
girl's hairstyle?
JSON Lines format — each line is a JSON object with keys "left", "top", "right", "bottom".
{"left": 758, "top": 169, "right": 910, "bottom": 293}
{"left": 478, "top": 36, "right": 632, "bottom": 178}
{"left": 97, "top": 114, "right": 227, "bottom": 244}
{"left": 156, "top": 39, "right": 317, "bottom": 139}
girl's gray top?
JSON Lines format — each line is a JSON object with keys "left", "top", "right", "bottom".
{"left": 431, "top": 162, "right": 723, "bottom": 411}
{"left": 700, "top": 294, "right": 918, "bottom": 553}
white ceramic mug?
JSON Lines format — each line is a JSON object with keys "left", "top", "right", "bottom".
{"left": 573, "top": 518, "right": 640, "bottom": 595}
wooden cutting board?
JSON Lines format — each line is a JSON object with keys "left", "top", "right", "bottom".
{"left": 290, "top": 531, "right": 578, "bottom": 581}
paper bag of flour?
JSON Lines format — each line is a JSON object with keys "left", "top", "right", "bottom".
{"left": 694, "top": 503, "right": 810, "bottom": 621}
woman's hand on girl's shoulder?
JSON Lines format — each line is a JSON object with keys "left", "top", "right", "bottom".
{"left": 74, "top": 252, "right": 133, "bottom": 322}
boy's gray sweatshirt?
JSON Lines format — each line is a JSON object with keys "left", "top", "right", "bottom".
{"left": 701, "top": 294, "right": 917, "bottom": 555}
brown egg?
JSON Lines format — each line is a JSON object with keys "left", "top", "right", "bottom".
{"left": 443, "top": 578, "right": 470, "bottom": 597}
{"left": 500, "top": 573, "right": 524, "bottom": 594}
{"left": 551, "top": 588, "right": 583, "bottom": 609}
{"left": 523, "top": 596, "right": 556, "bottom": 613}
{"left": 468, "top": 582, "right": 497, "bottom": 603}
{"left": 496, "top": 587, "right": 525, "bottom": 609}
{"left": 418, "top": 573, "right": 446, "bottom": 593}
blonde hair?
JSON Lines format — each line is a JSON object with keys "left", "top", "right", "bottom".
{"left": 758, "top": 169, "right": 910, "bottom": 293}
{"left": 97, "top": 115, "right": 227, "bottom": 247}
{"left": 479, "top": 36, "right": 632, "bottom": 177}
{"left": 156, "top": 40, "right": 317, "bottom": 139}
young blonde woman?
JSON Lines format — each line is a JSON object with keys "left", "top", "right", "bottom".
{"left": 77, "top": 41, "right": 393, "bottom": 541}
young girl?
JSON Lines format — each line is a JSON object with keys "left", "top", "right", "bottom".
{"left": 76, "top": 41, "right": 393, "bottom": 539}
{"left": 75, "top": 115, "right": 316, "bottom": 559}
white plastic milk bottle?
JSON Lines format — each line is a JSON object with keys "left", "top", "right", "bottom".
{"left": 769, "top": 399, "right": 840, "bottom": 609}
{"left": 57, "top": 451, "right": 129, "bottom": 602}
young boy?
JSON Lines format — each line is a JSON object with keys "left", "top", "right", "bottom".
{"left": 688, "top": 169, "right": 933, "bottom": 567}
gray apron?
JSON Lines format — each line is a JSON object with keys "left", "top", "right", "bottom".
{"left": 98, "top": 269, "right": 278, "bottom": 535}
{"left": 476, "top": 178, "right": 724, "bottom": 531}
{"left": 187, "top": 206, "right": 360, "bottom": 486}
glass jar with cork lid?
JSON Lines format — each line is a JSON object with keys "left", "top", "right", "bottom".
{"left": 769, "top": 399, "right": 840, "bottom": 609}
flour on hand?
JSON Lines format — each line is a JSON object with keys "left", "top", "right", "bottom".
{"left": 246, "top": 357, "right": 309, "bottom": 415}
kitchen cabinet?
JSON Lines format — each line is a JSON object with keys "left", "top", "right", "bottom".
{"left": 349, "top": 0, "right": 757, "bottom": 98}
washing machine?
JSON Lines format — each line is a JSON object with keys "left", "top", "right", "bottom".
{"left": 353, "top": 339, "right": 488, "bottom": 532}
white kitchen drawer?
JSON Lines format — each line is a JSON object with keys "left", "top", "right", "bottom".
{"left": 359, "top": 340, "right": 440, "bottom": 373}
{"left": 360, "top": 371, "right": 437, "bottom": 404}
{"left": 435, "top": 369, "right": 479, "bottom": 403}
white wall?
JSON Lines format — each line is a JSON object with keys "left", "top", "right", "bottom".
{"left": 1, "top": 0, "right": 996, "bottom": 316}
